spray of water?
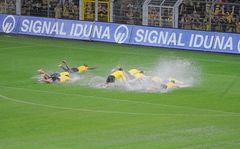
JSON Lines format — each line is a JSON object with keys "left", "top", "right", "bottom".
{"left": 150, "top": 58, "right": 199, "bottom": 87}
{"left": 36, "top": 58, "right": 200, "bottom": 93}
{"left": 87, "top": 58, "right": 200, "bottom": 93}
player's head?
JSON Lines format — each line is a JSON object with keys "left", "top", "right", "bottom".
{"left": 83, "top": 64, "right": 88, "bottom": 67}
{"left": 118, "top": 68, "right": 123, "bottom": 71}
{"left": 140, "top": 70, "right": 144, "bottom": 74}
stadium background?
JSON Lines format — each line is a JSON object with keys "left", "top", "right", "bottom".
{"left": 0, "top": 0, "right": 240, "bottom": 32}
{"left": 0, "top": 0, "right": 240, "bottom": 149}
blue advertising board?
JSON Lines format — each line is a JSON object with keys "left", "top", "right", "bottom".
{"left": 130, "top": 26, "right": 240, "bottom": 54}
{"left": 53, "top": 19, "right": 93, "bottom": 40}
{"left": 90, "top": 22, "right": 133, "bottom": 44}
{"left": 0, "top": 14, "right": 239, "bottom": 54}
{"left": 130, "top": 26, "right": 182, "bottom": 48}
{"left": 0, "top": 14, "right": 20, "bottom": 34}
{"left": 15, "top": 16, "right": 93, "bottom": 40}
{"left": 17, "top": 16, "right": 55, "bottom": 37}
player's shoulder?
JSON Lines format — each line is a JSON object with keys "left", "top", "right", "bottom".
{"left": 60, "top": 71, "right": 70, "bottom": 76}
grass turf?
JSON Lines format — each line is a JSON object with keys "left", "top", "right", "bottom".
{"left": 0, "top": 34, "right": 240, "bottom": 149}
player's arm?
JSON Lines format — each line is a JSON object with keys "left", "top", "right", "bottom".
{"left": 88, "top": 67, "right": 97, "bottom": 70}
{"left": 38, "top": 69, "right": 51, "bottom": 78}
{"left": 231, "top": 6, "right": 235, "bottom": 15}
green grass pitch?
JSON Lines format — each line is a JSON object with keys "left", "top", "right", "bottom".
{"left": 0, "top": 34, "right": 240, "bottom": 149}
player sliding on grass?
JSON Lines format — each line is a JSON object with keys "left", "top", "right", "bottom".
{"left": 58, "top": 60, "right": 96, "bottom": 73}
{"left": 127, "top": 68, "right": 145, "bottom": 79}
{"left": 144, "top": 78, "right": 181, "bottom": 92}
{"left": 127, "top": 68, "right": 162, "bottom": 83}
{"left": 106, "top": 67, "right": 126, "bottom": 84}
{"left": 127, "top": 68, "right": 162, "bottom": 82}
{"left": 157, "top": 78, "right": 184, "bottom": 90}
{"left": 127, "top": 68, "right": 184, "bottom": 90}
{"left": 99, "top": 67, "right": 126, "bottom": 88}
{"left": 161, "top": 80, "right": 177, "bottom": 89}
{"left": 165, "top": 78, "right": 184, "bottom": 89}
{"left": 38, "top": 69, "right": 70, "bottom": 84}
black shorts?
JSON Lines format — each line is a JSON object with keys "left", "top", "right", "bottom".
{"left": 106, "top": 75, "right": 115, "bottom": 83}
{"left": 51, "top": 73, "right": 60, "bottom": 82}
{"left": 71, "top": 68, "right": 79, "bottom": 73}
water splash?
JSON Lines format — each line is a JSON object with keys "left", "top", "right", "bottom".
{"left": 36, "top": 58, "right": 200, "bottom": 93}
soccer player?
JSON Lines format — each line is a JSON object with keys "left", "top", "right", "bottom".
{"left": 58, "top": 60, "right": 96, "bottom": 73}
{"left": 106, "top": 67, "right": 125, "bottom": 84}
{"left": 161, "top": 78, "right": 184, "bottom": 89}
{"left": 38, "top": 69, "right": 70, "bottom": 84}
{"left": 128, "top": 68, "right": 145, "bottom": 79}
{"left": 127, "top": 68, "right": 165, "bottom": 90}
{"left": 168, "top": 77, "right": 184, "bottom": 85}
{"left": 161, "top": 80, "right": 177, "bottom": 89}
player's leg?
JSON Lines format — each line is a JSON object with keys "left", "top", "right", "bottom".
{"left": 88, "top": 67, "right": 97, "bottom": 70}
{"left": 58, "top": 64, "right": 70, "bottom": 72}
{"left": 70, "top": 67, "right": 79, "bottom": 73}
{"left": 101, "top": 75, "right": 115, "bottom": 88}
{"left": 38, "top": 69, "right": 51, "bottom": 78}
{"left": 106, "top": 75, "right": 115, "bottom": 84}
{"left": 62, "top": 60, "right": 71, "bottom": 71}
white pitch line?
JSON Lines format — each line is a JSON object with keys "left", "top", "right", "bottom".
{"left": 0, "top": 94, "right": 239, "bottom": 117}
{"left": 0, "top": 85, "right": 240, "bottom": 116}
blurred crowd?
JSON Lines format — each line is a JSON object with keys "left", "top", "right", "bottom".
{"left": 0, "top": 0, "right": 16, "bottom": 14}
{"left": 148, "top": 7, "right": 173, "bottom": 28}
{"left": 178, "top": 0, "right": 240, "bottom": 32}
{"left": 21, "top": 0, "right": 79, "bottom": 20}
{"left": 113, "top": 0, "right": 144, "bottom": 25}
{"left": 83, "top": 0, "right": 109, "bottom": 22}
{"left": 0, "top": 0, "right": 240, "bottom": 33}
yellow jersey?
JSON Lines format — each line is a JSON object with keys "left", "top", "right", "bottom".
{"left": 59, "top": 72, "right": 70, "bottom": 82}
{"left": 60, "top": 71, "right": 70, "bottom": 76}
{"left": 128, "top": 69, "right": 145, "bottom": 79}
{"left": 168, "top": 78, "right": 184, "bottom": 84}
{"left": 77, "top": 65, "right": 88, "bottom": 72}
{"left": 128, "top": 69, "right": 140, "bottom": 75}
{"left": 59, "top": 74, "right": 70, "bottom": 82}
{"left": 165, "top": 81, "right": 177, "bottom": 89}
{"left": 111, "top": 70, "right": 125, "bottom": 80}
{"left": 133, "top": 72, "right": 145, "bottom": 79}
